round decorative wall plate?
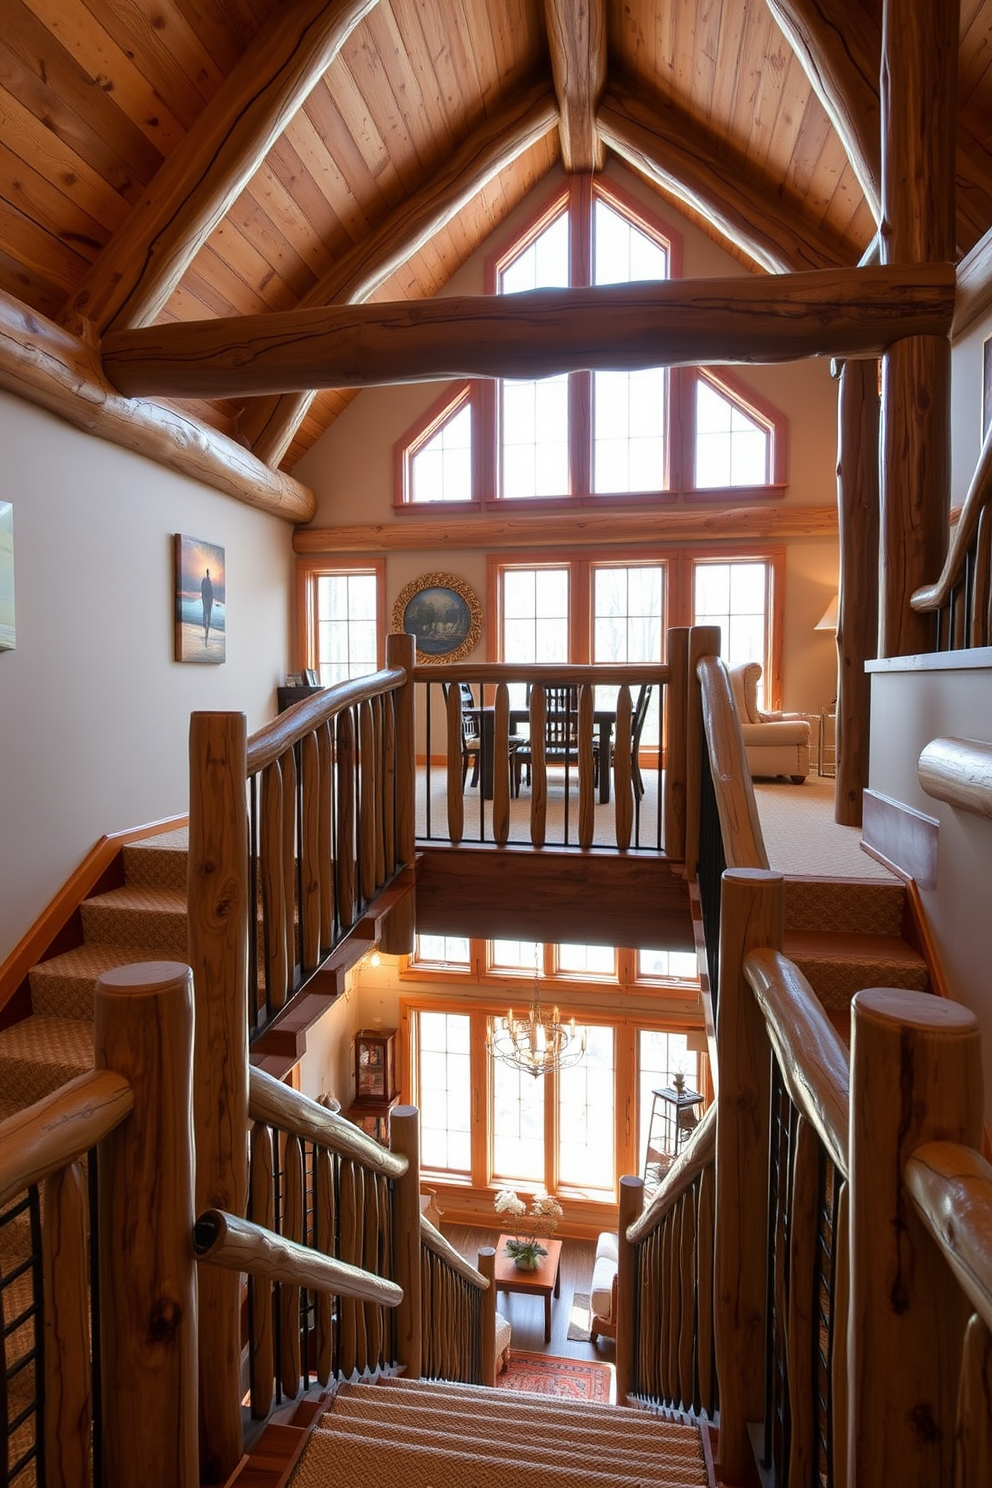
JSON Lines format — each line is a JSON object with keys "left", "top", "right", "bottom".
{"left": 392, "top": 571, "right": 483, "bottom": 665}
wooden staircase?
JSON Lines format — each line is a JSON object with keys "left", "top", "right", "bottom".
{"left": 782, "top": 875, "right": 930, "bottom": 1038}
{"left": 0, "top": 828, "right": 188, "bottom": 1121}
{"left": 287, "top": 1377, "right": 715, "bottom": 1488}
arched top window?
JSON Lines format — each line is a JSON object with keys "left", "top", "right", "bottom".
{"left": 393, "top": 172, "right": 788, "bottom": 511}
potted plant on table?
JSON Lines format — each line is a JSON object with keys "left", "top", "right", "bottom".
{"left": 494, "top": 1188, "right": 564, "bottom": 1270}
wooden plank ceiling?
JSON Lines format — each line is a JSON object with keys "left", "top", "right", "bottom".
{"left": 2, "top": 0, "right": 992, "bottom": 474}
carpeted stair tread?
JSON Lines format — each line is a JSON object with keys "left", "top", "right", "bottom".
{"left": 0, "top": 1016, "right": 93, "bottom": 1107}
{"left": 79, "top": 885, "right": 188, "bottom": 957}
{"left": 362, "top": 1377, "right": 683, "bottom": 1433}
{"left": 315, "top": 1413, "right": 676, "bottom": 1478}
{"left": 28, "top": 941, "right": 171, "bottom": 1020}
{"left": 296, "top": 1425, "right": 708, "bottom": 1488}
{"left": 784, "top": 929, "right": 929, "bottom": 1009}
{"left": 784, "top": 877, "right": 906, "bottom": 935}
{"left": 121, "top": 832, "right": 188, "bottom": 890}
{"left": 330, "top": 1392, "right": 672, "bottom": 1459}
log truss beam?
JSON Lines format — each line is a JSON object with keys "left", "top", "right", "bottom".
{"left": 543, "top": 0, "right": 607, "bottom": 173}
{"left": 0, "top": 291, "right": 315, "bottom": 524}
{"left": 598, "top": 84, "right": 847, "bottom": 273}
{"left": 953, "top": 226, "right": 992, "bottom": 339}
{"left": 239, "top": 81, "right": 559, "bottom": 467}
{"left": 102, "top": 264, "right": 955, "bottom": 401}
{"left": 764, "top": 0, "right": 882, "bottom": 220}
{"left": 65, "top": 0, "right": 379, "bottom": 336}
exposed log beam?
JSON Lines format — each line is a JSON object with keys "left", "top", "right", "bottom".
{"left": 65, "top": 0, "right": 379, "bottom": 336}
{"left": 878, "top": 0, "right": 957, "bottom": 658}
{"left": 0, "top": 291, "right": 315, "bottom": 523}
{"left": 293, "top": 505, "right": 838, "bottom": 555}
{"left": 953, "top": 226, "right": 992, "bottom": 339}
{"left": 598, "top": 83, "right": 847, "bottom": 273}
{"left": 102, "top": 265, "right": 954, "bottom": 400}
{"left": 764, "top": 0, "right": 882, "bottom": 220}
{"left": 240, "top": 81, "right": 559, "bottom": 466}
{"left": 544, "top": 0, "right": 607, "bottom": 172}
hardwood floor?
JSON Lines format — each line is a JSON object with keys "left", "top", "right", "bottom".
{"left": 441, "top": 1224, "right": 614, "bottom": 1363}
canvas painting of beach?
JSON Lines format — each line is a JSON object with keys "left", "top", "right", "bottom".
{"left": 0, "top": 503, "right": 14, "bottom": 652}
{"left": 175, "top": 533, "right": 225, "bottom": 664}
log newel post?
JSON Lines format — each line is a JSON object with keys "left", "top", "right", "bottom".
{"left": 684, "top": 625, "right": 722, "bottom": 883}
{"left": 713, "top": 868, "right": 784, "bottom": 1485}
{"left": 389, "top": 1104, "right": 422, "bottom": 1378}
{"left": 187, "top": 712, "right": 249, "bottom": 1483}
{"left": 387, "top": 631, "right": 416, "bottom": 867}
{"left": 94, "top": 962, "right": 198, "bottom": 1488}
{"left": 849, "top": 988, "right": 984, "bottom": 1488}
{"left": 478, "top": 1247, "right": 497, "bottom": 1388}
{"left": 616, "top": 1173, "right": 644, "bottom": 1405}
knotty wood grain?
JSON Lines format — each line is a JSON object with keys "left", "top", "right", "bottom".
{"left": 544, "top": 0, "right": 606, "bottom": 173}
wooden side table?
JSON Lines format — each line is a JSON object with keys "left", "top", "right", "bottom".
{"left": 493, "top": 1235, "right": 563, "bottom": 1343}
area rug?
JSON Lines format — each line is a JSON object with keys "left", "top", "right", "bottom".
{"left": 499, "top": 1350, "right": 614, "bottom": 1403}
{"left": 566, "top": 1291, "right": 592, "bottom": 1342}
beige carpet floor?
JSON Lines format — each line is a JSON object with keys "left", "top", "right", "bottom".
{"left": 416, "top": 766, "right": 893, "bottom": 880}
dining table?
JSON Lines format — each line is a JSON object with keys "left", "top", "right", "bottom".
{"left": 467, "top": 705, "right": 618, "bottom": 804}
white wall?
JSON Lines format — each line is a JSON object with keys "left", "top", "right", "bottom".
{"left": 294, "top": 162, "right": 840, "bottom": 718}
{"left": 0, "top": 392, "right": 295, "bottom": 961}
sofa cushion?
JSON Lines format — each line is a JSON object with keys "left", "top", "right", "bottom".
{"left": 590, "top": 1231, "right": 619, "bottom": 1317}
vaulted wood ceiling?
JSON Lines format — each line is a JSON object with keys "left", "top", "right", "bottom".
{"left": 3, "top": 0, "right": 992, "bottom": 475}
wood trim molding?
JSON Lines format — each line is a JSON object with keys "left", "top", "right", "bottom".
{"left": 0, "top": 291, "right": 315, "bottom": 523}
{"left": 861, "top": 789, "right": 939, "bottom": 889}
{"left": 293, "top": 504, "right": 838, "bottom": 554}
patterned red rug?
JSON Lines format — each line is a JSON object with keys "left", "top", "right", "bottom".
{"left": 497, "top": 1350, "right": 615, "bottom": 1403}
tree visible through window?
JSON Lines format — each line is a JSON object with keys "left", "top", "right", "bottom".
{"left": 315, "top": 571, "right": 379, "bottom": 685}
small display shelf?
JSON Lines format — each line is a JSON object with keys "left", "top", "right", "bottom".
{"left": 353, "top": 1027, "right": 398, "bottom": 1105}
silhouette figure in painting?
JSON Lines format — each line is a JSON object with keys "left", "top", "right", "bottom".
{"left": 201, "top": 568, "right": 214, "bottom": 643}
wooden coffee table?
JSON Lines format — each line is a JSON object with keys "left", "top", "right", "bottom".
{"left": 493, "top": 1235, "right": 563, "bottom": 1343}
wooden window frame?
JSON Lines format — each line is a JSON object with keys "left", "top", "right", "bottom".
{"left": 392, "top": 381, "right": 482, "bottom": 513}
{"left": 295, "top": 555, "right": 386, "bottom": 677}
{"left": 681, "top": 366, "right": 788, "bottom": 501}
{"left": 684, "top": 546, "right": 785, "bottom": 710}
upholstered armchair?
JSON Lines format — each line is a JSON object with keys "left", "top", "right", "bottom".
{"left": 727, "top": 661, "right": 810, "bottom": 784}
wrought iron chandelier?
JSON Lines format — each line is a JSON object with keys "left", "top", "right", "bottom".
{"left": 487, "top": 972, "right": 587, "bottom": 1079}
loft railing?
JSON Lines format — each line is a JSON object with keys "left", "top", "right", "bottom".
{"left": 412, "top": 635, "right": 689, "bottom": 860}
{"left": 911, "top": 423, "right": 992, "bottom": 649}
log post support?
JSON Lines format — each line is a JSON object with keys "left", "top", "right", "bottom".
{"left": 94, "top": 962, "right": 198, "bottom": 1488}
{"left": 713, "top": 868, "right": 784, "bottom": 1485}
{"left": 878, "top": 0, "right": 958, "bottom": 657}
{"left": 849, "top": 988, "right": 984, "bottom": 1486}
{"left": 615, "top": 1173, "right": 644, "bottom": 1405}
{"left": 387, "top": 631, "right": 416, "bottom": 867}
{"left": 478, "top": 1247, "right": 497, "bottom": 1388}
{"left": 187, "top": 712, "right": 249, "bottom": 1483}
{"left": 683, "top": 626, "right": 721, "bottom": 883}
{"left": 389, "top": 1104, "right": 422, "bottom": 1379}
{"left": 664, "top": 626, "right": 689, "bottom": 862}
{"left": 834, "top": 357, "right": 879, "bottom": 825}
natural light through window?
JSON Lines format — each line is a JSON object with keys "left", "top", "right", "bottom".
{"left": 638, "top": 949, "right": 699, "bottom": 983}
{"left": 410, "top": 401, "right": 472, "bottom": 502}
{"left": 414, "top": 935, "right": 471, "bottom": 968}
{"left": 315, "top": 572, "right": 378, "bottom": 685}
{"left": 492, "top": 1052, "right": 544, "bottom": 1183}
{"left": 695, "top": 379, "right": 770, "bottom": 488}
{"left": 638, "top": 1030, "right": 698, "bottom": 1174}
{"left": 558, "top": 1025, "right": 615, "bottom": 1191}
{"left": 418, "top": 1011, "right": 472, "bottom": 1174}
{"left": 693, "top": 560, "right": 769, "bottom": 675}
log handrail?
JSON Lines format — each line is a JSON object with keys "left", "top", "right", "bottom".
{"left": 0, "top": 1070, "right": 134, "bottom": 1207}
{"left": 918, "top": 736, "right": 992, "bottom": 820}
{"left": 247, "top": 663, "right": 408, "bottom": 774}
{"left": 248, "top": 1067, "right": 408, "bottom": 1178}
{"left": 911, "top": 423, "right": 992, "bottom": 614}
{"left": 420, "top": 1214, "right": 490, "bottom": 1290}
{"left": 905, "top": 1140, "right": 992, "bottom": 1336}
{"left": 696, "top": 655, "right": 768, "bottom": 870}
{"left": 194, "top": 1208, "right": 403, "bottom": 1308}
{"left": 744, "top": 947, "right": 850, "bottom": 1175}
{"left": 626, "top": 1102, "right": 716, "bottom": 1246}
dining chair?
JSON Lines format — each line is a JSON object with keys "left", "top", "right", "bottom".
{"left": 442, "top": 683, "right": 526, "bottom": 792}
{"left": 513, "top": 684, "right": 586, "bottom": 791}
{"left": 591, "top": 684, "right": 652, "bottom": 799}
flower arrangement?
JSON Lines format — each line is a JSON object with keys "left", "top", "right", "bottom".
{"left": 494, "top": 1187, "right": 564, "bottom": 1268}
